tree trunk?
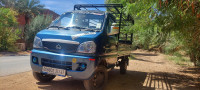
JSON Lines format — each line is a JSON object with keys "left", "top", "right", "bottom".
{"left": 24, "top": 14, "right": 29, "bottom": 50}
{"left": 190, "top": 53, "right": 197, "bottom": 66}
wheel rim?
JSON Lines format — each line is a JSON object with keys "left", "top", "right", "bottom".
{"left": 92, "top": 71, "right": 105, "bottom": 88}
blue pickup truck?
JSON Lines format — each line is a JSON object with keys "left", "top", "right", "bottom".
{"left": 31, "top": 4, "right": 134, "bottom": 90}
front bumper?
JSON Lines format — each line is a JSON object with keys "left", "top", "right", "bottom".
{"left": 31, "top": 49, "right": 95, "bottom": 80}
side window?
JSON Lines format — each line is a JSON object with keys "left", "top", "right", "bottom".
{"left": 107, "top": 17, "right": 114, "bottom": 34}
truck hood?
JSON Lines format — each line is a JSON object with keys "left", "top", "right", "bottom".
{"left": 37, "top": 29, "right": 102, "bottom": 43}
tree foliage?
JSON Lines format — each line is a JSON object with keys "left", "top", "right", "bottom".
{"left": 15, "top": 0, "right": 44, "bottom": 20}
{"left": 106, "top": 0, "right": 200, "bottom": 65}
{"left": 0, "top": 8, "right": 21, "bottom": 51}
{"left": 0, "top": 0, "right": 44, "bottom": 39}
{"left": 26, "top": 15, "right": 52, "bottom": 45}
{"left": 16, "top": 0, "right": 44, "bottom": 40}
{"left": 0, "top": 0, "right": 44, "bottom": 17}
{"left": 0, "top": 0, "right": 16, "bottom": 8}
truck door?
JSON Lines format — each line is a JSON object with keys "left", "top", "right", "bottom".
{"left": 102, "top": 16, "right": 118, "bottom": 67}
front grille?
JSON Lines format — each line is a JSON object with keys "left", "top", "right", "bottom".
{"left": 41, "top": 58, "right": 72, "bottom": 70}
{"left": 43, "top": 42, "right": 79, "bottom": 53}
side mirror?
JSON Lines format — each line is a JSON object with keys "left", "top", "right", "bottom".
{"left": 108, "top": 23, "right": 119, "bottom": 35}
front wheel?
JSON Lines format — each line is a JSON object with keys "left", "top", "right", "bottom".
{"left": 33, "top": 72, "right": 56, "bottom": 82}
{"left": 83, "top": 66, "right": 108, "bottom": 90}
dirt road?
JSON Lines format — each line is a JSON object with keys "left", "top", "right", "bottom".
{"left": 0, "top": 50, "right": 199, "bottom": 90}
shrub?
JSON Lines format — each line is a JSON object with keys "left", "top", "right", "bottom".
{"left": 25, "top": 14, "right": 53, "bottom": 48}
{"left": 0, "top": 7, "right": 21, "bottom": 52}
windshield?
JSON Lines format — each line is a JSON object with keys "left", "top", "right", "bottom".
{"left": 49, "top": 12, "right": 105, "bottom": 30}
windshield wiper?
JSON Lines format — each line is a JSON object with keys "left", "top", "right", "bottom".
{"left": 65, "top": 26, "right": 101, "bottom": 32}
{"left": 84, "top": 29, "right": 101, "bottom": 32}
{"left": 64, "top": 26, "right": 87, "bottom": 31}
{"left": 47, "top": 26, "right": 65, "bottom": 30}
{"left": 67, "top": 26, "right": 87, "bottom": 29}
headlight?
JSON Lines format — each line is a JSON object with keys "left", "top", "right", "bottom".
{"left": 33, "top": 36, "right": 43, "bottom": 48}
{"left": 77, "top": 41, "right": 96, "bottom": 53}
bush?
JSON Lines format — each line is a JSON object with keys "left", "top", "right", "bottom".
{"left": 0, "top": 8, "right": 21, "bottom": 52}
{"left": 25, "top": 15, "right": 53, "bottom": 48}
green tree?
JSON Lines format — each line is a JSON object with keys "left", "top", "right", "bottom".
{"left": 106, "top": 0, "right": 200, "bottom": 65}
{"left": 0, "top": 0, "right": 44, "bottom": 39}
{"left": 0, "top": 0, "right": 16, "bottom": 8}
{"left": 15, "top": 0, "right": 44, "bottom": 38}
{"left": 26, "top": 15, "right": 52, "bottom": 48}
{"left": 106, "top": 0, "right": 165, "bottom": 49}
{"left": 0, "top": 7, "right": 21, "bottom": 51}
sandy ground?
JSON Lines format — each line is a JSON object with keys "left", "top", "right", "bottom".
{"left": 0, "top": 50, "right": 199, "bottom": 90}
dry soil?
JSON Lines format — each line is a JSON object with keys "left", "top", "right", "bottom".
{"left": 0, "top": 49, "right": 199, "bottom": 90}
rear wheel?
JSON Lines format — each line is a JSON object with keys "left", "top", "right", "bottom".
{"left": 83, "top": 66, "right": 108, "bottom": 90}
{"left": 120, "top": 58, "right": 128, "bottom": 74}
{"left": 33, "top": 72, "right": 56, "bottom": 82}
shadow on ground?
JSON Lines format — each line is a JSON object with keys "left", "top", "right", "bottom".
{"left": 106, "top": 69, "right": 199, "bottom": 90}
{"left": 131, "top": 53, "right": 158, "bottom": 56}
{"left": 36, "top": 78, "right": 85, "bottom": 90}
{"left": 181, "top": 67, "right": 200, "bottom": 75}
{"left": 133, "top": 58, "right": 165, "bottom": 64}
{"left": 36, "top": 69, "right": 199, "bottom": 90}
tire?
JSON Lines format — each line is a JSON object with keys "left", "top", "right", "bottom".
{"left": 83, "top": 66, "right": 108, "bottom": 90}
{"left": 120, "top": 59, "right": 128, "bottom": 74}
{"left": 33, "top": 72, "right": 56, "bottom": 82}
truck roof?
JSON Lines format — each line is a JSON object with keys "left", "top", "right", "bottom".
{"left": 73, "top": 4, "right": 134, "bottom": 43}
{"left": 73, "top": 4, "right": 134, "bottom": 23}
{"left": 72, "top": 10, "right": 105, "bottom": 15}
